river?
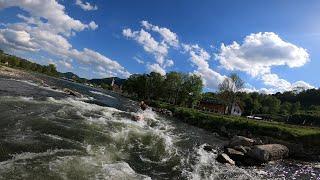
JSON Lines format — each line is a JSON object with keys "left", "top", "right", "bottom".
{"left": 0, "top": 75, "right": 319, "bottom": 179}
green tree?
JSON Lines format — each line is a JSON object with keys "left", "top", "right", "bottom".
{"left": 218, "top": 73, "right": 245, "bottom": 114}
{"left": 261, "top": 96, "right": 281, "bottom": 114}
{"left": 280, "top": 102, "right": 292, "bottom": 115}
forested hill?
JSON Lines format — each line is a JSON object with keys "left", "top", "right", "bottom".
{"left": 88, "top": 77, "right": 126, "bottom": 86}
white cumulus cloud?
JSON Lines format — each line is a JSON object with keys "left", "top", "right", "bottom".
{"left": 141, "top": 20, "right": 179, "bottom": 48}
{"left": 0, "top": 0, "right": 130, "bottom": 78}
{"left": 217, "top": 32, "right": 312, "bottom": 92}
{"left": 147, "top": 63, "right": 166, "bottom": 75}
{"left": 217, "top": 32, "right": 309, "bottom": 77}
{"left": 75, "top": 0, "right": 98, "bottom": 11}
{"left": 182, "top": 43, "right": 226, "bottom": 90}
{"left": 123, "top": 21, "right": 179, "bottom": 75}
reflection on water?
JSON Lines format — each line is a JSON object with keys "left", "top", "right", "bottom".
{"left": 0, "top": 77, "right": 319, "bottom": 179}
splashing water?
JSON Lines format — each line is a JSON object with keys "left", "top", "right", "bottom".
{"left": 0, "top": 77, "right": 319, "bottom": 180}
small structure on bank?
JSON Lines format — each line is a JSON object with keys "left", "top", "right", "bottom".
{"left": 111, "top": 78, "right": 122, "bottom": 93}
{"left": 196, "top": 98, "right": 244, "bottom": 116}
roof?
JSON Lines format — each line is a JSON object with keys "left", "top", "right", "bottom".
{"left": 200, "top": 98, "right": 227, "bottom": 105}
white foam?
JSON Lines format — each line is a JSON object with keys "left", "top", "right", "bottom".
{"left": 184, "top": 144, "right": 257, "bottom": 180}
{"left": 101, "top": 162, "right": 151, "bottom": 180}
{"left": 90, "top": 90, "right": 116, "bottom": 99}
{"left": 9, "top": 79, "right": 65, "bottom": 93}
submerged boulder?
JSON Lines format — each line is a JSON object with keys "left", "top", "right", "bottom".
{"left": 229, "top": 136, "right": 255, "bottom": 147}
{"left": 63, "top": 88, "right": 83, "bottom": 98}
{"left": 248, "top": 144, "right": 289, "bottom": 162}
{"left": 216, "top": 153, "right": 235, "bottom": 165}
{"left": 203, "top": 145, "right": 217, "bottom": 153}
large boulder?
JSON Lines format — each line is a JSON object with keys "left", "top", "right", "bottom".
{"left": 216, "top": 153, "right": 235, "bottom": 165}
{"left": 233, "top": 145, "right": 250, "bottom": 154}
{"left": 229, "top": 136, "right": 255, "bottom": 147}
{"left": 248, "top": 144, "right": 289, "bottom": 162}
{"left": 225, "top": 148, "right": 245, "bottom": 162}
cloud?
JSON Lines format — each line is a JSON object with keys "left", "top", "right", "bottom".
{"left": 0, "top": 28, "right": 38, "bottom": 52}
{"left": 182, "top": 43, "right": 226, "bottom": 90}
{"left": 133, "top": 56, "right": 144, "bottom": 64}
{"left": 262, "top": 73, "right": 314, "bottom": 91}
{"left": 141, "top": 20, "right": 179, "bottom": 47}
{"left": 0, "top": 0, "right": 97, "bottom": 36}
{"left": 75, "top": 0, "right": 98, "bottom": 11}
{"left": 0, "top": 0, "right": 130, "bottom": 78}
{"left": 123, "top": 28, "right": 168, "bottom": 63}
{"left": 147, "top": 63, "right": 166, "bottom": 75}
{"left": 217, "top": 32, "right": 313, "bottom": 92}
{"left": 217, "top": 32, "right": 309, "bottom": 77}
{"left": 88, "top": 21, "right": 98, "bottom": 30}
{"left": 59, "top": 60, "right": 73, "bottom": 69}
{"left": 123, "top": 21, "right": 179, "bottom": 75}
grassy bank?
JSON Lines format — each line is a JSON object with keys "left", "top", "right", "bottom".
{"left": 150, "top": 101, "right": 320, "bottom": 149}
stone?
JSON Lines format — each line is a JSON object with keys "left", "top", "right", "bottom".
{"left": 229, "top": 136, "right": 255, "bottom": 147}
{"left": 248, "top": 144, "right": 289, "bottom": 162}
{"left": 225, "top": 148, "right": 245, "bottom": 162}
{"left": 63, "top": 88, "right": 83, "bottom": 98}
{"left": 233, "top": 145, "right": 249, "bottom": 154}
{"left": 216, "top": 153, "right": 235, "bottom": 165}
{"left": 203, "top": 145, "right": 216, "bottom": 153}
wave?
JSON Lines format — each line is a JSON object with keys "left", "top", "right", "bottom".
{"left": 90, "top": 90, "right": 116, "bottom": 99}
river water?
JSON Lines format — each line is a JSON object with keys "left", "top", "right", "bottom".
{"left": 0, "top": 76, "right": 319, "bottom": 180}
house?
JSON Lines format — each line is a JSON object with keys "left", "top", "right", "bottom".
{"left": 229, "top": 102, "right": 243, "bottom": 116}
{"left": 197, "top": 99, "right": 244, "bottom": 116}
{"left": 197, "top": 99, "right": 228, "bottom": 114}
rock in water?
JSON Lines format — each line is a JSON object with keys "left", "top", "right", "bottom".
{"left": 248, "top": 144, "right": 289, "bottom": 162}
{"left": 233, "top": 145, "right": 249, "bottom": 154}
{"left": 203, "top": 145, "right": 216, "bottom": 153}
{"left": 63, "top": 88, "right": 83, "bottom": 98}
{"left": 225, "top": 148, "right": 245, "bottom": 162}
{"left": 229, "top": 136, "right": 255, "bottom": 147}
{"left": 216, "top": 153, "right": 235, "bottom": 165}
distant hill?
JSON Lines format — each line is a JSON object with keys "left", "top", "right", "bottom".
{"left": 59, "top": 72, "right": 88, "bottom": 83}
{"left": 0, "top": 49, "right": 126, "bottom": 86}
{"left": 88, "top": 77, "right": 125, "bottom": 86}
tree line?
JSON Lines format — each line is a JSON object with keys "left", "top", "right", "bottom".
{"left": 0, "top": 50, "right": 59, "bottom": 77}
{"left": 123, "top": 72, "right": 203, "bottom": 107}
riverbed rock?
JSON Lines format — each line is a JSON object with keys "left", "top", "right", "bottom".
{"left": 152, "top": 108, "right": 173, "bottom": 117}
{"left": 63, "top": 88, "right": 83, "bottom": 98}
{"left": 248, "top": 144, "right": 289, "bottom": 162}
{"left": 233, "top": 145, "right": 249, "bottom": 154}
{"left": 229, "top": 136, "right": 255, "bottom": 147}
{"left": 216, "top": 153, "right": 235, "bottom": 165}
{"left": 225, "top": 148, "right": 245, "bottom": 162}
{"left": 203, "top": 145, "right": 217, "bottom": 153}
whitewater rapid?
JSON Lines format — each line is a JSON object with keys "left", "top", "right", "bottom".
{"left": 0, "top": 78, "right": 319, "bottom": 179}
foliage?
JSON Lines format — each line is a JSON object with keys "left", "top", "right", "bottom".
{"left": 123, "top": 71, "right": 203, "bottom": 107}
{"left": 0, "top": 51, "right": 59, "bottom": 77}
{"left": 170, "top": 106, "right": 320, "bottom": 147}
{"left": 218, "top": 73, "right": 245, "bottom": 114}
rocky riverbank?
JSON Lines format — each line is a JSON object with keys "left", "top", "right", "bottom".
{"left": 147, "top": 102, "right": 320, "bottom": 162}
{"left": 213, "top": 136, "right": 289, "bottom": 166}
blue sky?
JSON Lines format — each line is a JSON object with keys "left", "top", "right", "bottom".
{"left": 0, "top": 0, "right": 319, "bottom": 93}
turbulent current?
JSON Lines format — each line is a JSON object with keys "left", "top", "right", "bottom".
{"left": 0, "top": 77, "right": 319, "bottom": 180}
